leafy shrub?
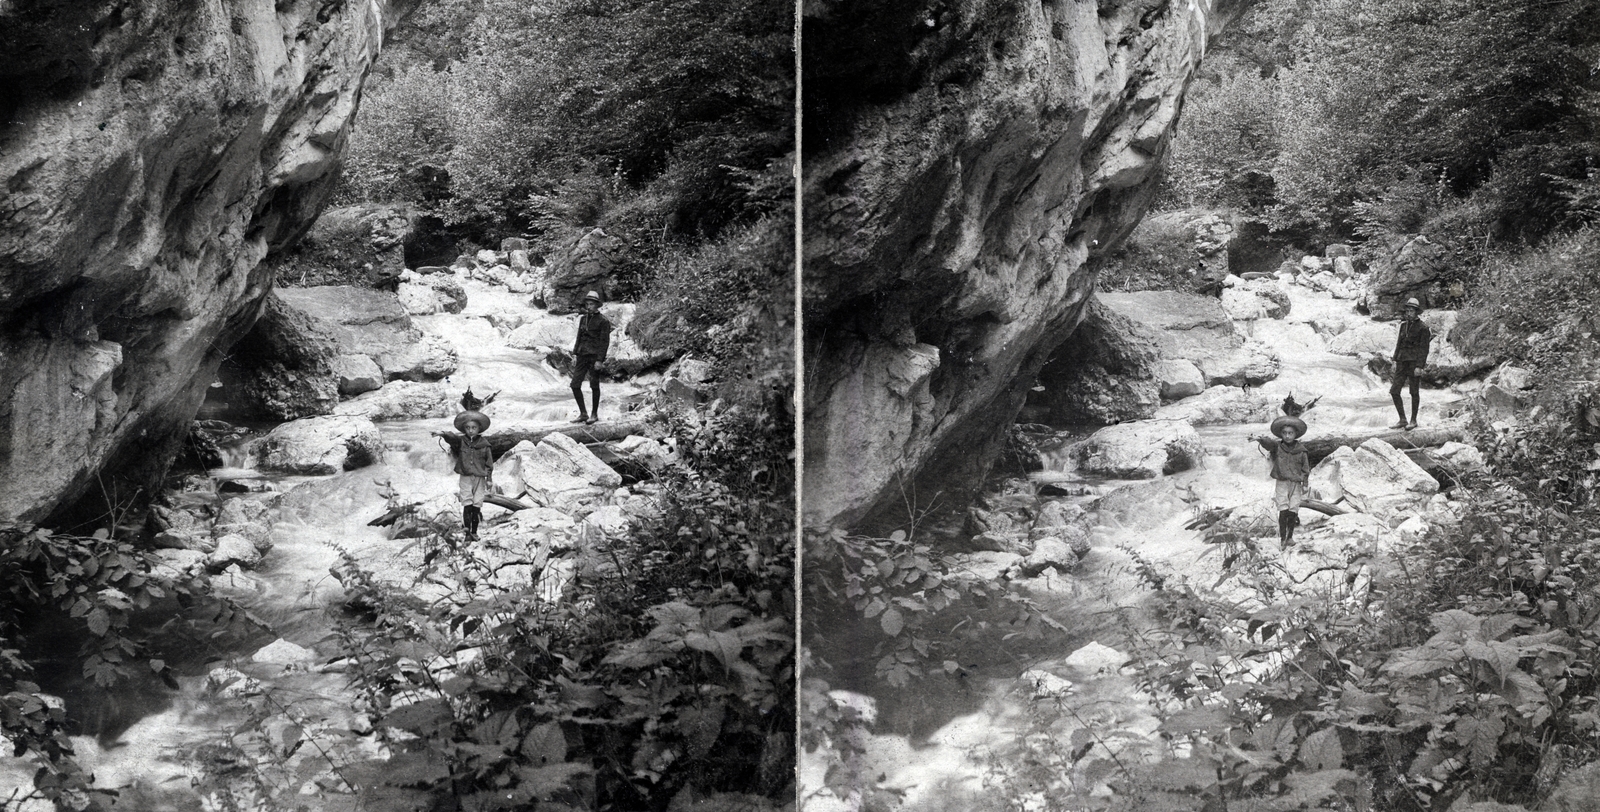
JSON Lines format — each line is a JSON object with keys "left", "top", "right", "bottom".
{"left": 973, "top": 480, "right": 1600, "bottom": 812}
{"left": 326, "top": 396, "right": 794, "bottom": 810}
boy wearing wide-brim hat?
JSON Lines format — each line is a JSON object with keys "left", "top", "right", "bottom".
{"left": 431, "top": 409, "right": 494, "bottom": 541}
{"left": 1251, "top": 415, "right": 1311, "bottom": 545}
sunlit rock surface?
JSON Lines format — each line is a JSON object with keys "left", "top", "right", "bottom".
{"left": 803, "top": 0, "right": 1253, "bottom": 530}
{"left": 0, "top": 0, "right": 419, "bottom": 526}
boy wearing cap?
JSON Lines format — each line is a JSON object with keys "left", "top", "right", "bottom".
{"left": 1390, "top": 297, "right": 1432, "bottom": 430}
{"left": 432, "top": 410, "right": 494, "bottom": 541}
{"left": 1252, "top": 416, "right": 1311, "bottom": 546}
{"left": 571, "top": 290, "right": 612, "bottom": 425}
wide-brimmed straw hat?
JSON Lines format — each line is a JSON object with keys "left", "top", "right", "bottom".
{"left": 454, "top": 410, "right": 491, "bottom": 432}
{"left": 1270, "top": 415, "right": 1307, "bottom": 438}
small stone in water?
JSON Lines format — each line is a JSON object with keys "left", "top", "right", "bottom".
{"left": 252, "top": 638, "right": 315, "bottom": 665}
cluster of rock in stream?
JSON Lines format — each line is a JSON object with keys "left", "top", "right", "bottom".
{"left": 0, "top": 245, "right": 713, "bottom": 807}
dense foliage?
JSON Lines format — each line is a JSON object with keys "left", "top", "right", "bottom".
{"left": 339, "top": 0, "right": 793, "bottom": 258}
{"left": 1166, "top": 0, "right": 1600, "bottom": 252}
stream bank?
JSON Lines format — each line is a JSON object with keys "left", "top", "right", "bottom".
{"left": 0, "top": 256, "right": 699, "bottom": 809}
{"left": 803, "top": 269, "right": 1521, "bottom": 810}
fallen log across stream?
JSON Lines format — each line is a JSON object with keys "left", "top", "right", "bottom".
{"left": 1299, "top": 421, "right": 1469, "bottom": 465}
{"left": 484, "top": 416, "right": 654, "bottom": 457}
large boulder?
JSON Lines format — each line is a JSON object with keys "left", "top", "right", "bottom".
{"left": 1067, "top": 419, "right": 1204, "bottom": 480}
{"left": 225, "top": 293, "right": 341, "bottom": 421}
{"left": 332, "top": 381, "right": 455, "bottom": 421}
{"left": 1363, "top": 234, "right": 1451, "bottom": 319}
{"left": 270, "top": 204, "right": 418, "bottom": 289}
{"left": 0, "top": 0, "right": 417, "bottom": 525}
{"left": 1098, "top": 291, "right": 1281, "bottom": 387}
{"left": 801, "top": 0, "right": 1251, "bottom": 530}
{"left": 252, "top": 416, "right": 384, "bottom": 475}
{"left": 1308, "top": 438, "right": 1439, "bottom": 520}
{"left": 331, "top": 354, "right": 384, "bottom": 397}
{"left": 1154, "top": 385, "right": 1277, "bottom": 426}
{"left": 276, "top": 286, "right": 459, "bottom": 383}
{"left": 1028, "top": 297, "right": 1160, "bottom": 424}
{"left": 493, "top": 433, "right": 621, "bottom": 511}
{"left": 544, "top": 228, "right": 629, "bottom": 314}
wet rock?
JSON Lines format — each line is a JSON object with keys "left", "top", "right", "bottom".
{"left": 950, "top": 551, "right": 1023, "bottom": 582}
{"left": 151, "top": 549, "right": 208, "bottom": 581}
{"left": 1068, "top": 419, "right": 1204, "bottom": 479}
{"left": 493, "top": 436, "right": 618, "bottom": 511}
{"left": 397, "top": 273, "right": 467, "bottom": 316}
{"left": 1015, "top": 535, "right": 1082, "bottom": 576}
{"left": 332, "top": 354, "right": 384, "bottom": 396}
{"left": 207, "top": 534, "right": 263, "bottom": 571}
{"left": 1309, "top": 438, "right": 1439, "bottom": 520}
{"left": 1434, "top": 441, "right": 1485, "bottom": 470}
{"left": 380, "top": 334, "right": 459, "bottom": 382}
{"left": 207, "top": 667, "right": 264, "bottom": 699}
{"left": 1099, "top": 291, "right": 1281, "bottom": 387}
{"left": 1154, "top": 385, "right": 1277, "bottom": 426}
{"left": 1155, "top": 359, "right": 1205, "bottom": 400}
{"left": 1031, "top": 500, "right": 1088, "bottom": 538}
{"left": 254, "top": 416, "right": 385, "bottom": 475}
{"left": 1092, "top": 479, "right": 1190, "bottom": 530}
{"left": 615, "top": 436, "right": 673, "bottom": 472}
{"left": 1063, "top": 641, "right": 1128, "bottom": 675}
{"left": 333, "top": 381, "right": 454, "bottom": 421}
{"left": 251, "top": 639, "right": 315, "bottom": 665}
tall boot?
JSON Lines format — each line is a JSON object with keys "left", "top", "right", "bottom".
{"left": 589, "top": 384, "right": 601, "bottom": 424}
{"left": 1277, "top": 510, "right": 1291, "bottom": 545}
{"left": 1284, "top": 511, "right": 1299, "bottom": 546}
{"left": 463, "top": 506, "right": 480, "bottom": 541}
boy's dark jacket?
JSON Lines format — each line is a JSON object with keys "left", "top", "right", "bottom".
{"left": 1394, "top": 317, "right": 1432, "bottom": 364}
{"left": 1255, "top": 436, "right": 1311, "bottom": 482}
{"left": 574, "top": 311, "right": 612, "bottom": 358}
{"left": 440, "top": 432, "right": 494, "bottom": 477}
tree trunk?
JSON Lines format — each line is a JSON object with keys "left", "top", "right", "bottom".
{"left": 485, "top": 417, "right": 653, "bottom": 457}
{"left": 1300, "top": 423, "right": 1469, "bottom": 465}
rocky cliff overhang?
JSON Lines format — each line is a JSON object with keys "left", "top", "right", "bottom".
{"left": 803, "top": 0, "right": 1250, "bottom": 531}
{"left": 0, "top": 0, "right": 417, "bottom": 527}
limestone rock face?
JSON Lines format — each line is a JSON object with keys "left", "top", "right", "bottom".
{"left": 803, "top": 0, "right": 1249, "bottom": 529}
{"left": 0, "top": 0, "right": 416, "bottom": 524}
{"left": 1068, "top": 419, "right": 1205, "bottom": 480}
